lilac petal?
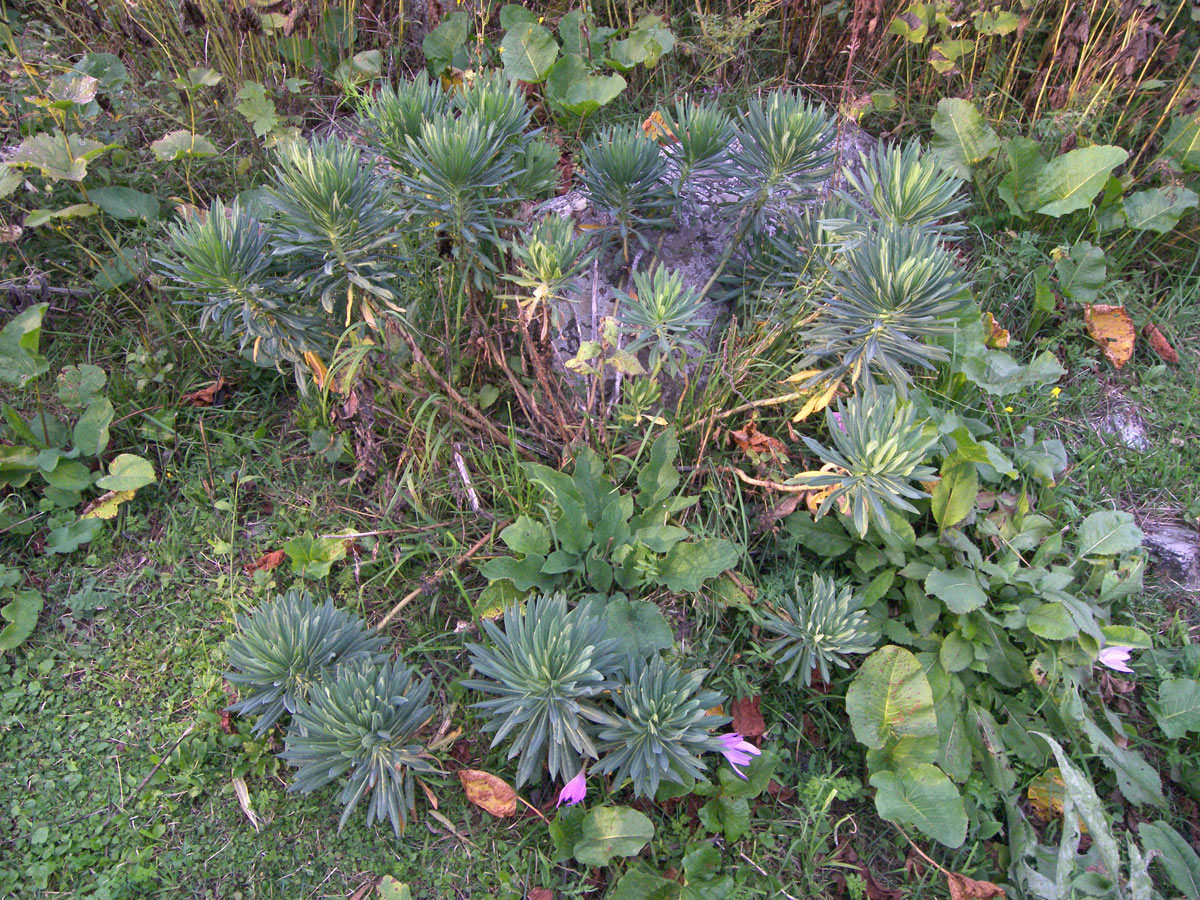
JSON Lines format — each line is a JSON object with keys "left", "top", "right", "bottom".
{"left": 557, "top": 770, "right": 587, "bottom": 807}
{"left": 1098, "top": 646, "right": 1134, "bottom": 674}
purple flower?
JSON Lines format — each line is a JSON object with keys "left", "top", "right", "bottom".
{"left": 557, "top": 769, "right": 587, "bottom": 807}
{"left": 716, "top": 732, "right": 761, "bottom": 779}
{"left": 1097, "top": 645, "right": 1134, "bottom": 674}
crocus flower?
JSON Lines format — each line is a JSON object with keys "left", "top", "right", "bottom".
{"left": 1097, "top": 645, "right": 1134, "bottom": 673}
{"left": 557, "top": 769, "right": 587, "bottom": 807}
{"left": 716, "top": 732, "right": 761, "bottom": 779}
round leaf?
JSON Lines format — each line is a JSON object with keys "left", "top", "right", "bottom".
{"left": 96, "top": 454, "right": 156, "bottom": 491}
{"left": 89, "top": 186, "right": 159, "bottom": 222}
{"left": 847, "top": 645, "right": 937, "bottom": 750}
{"left": 573, "top": 806, "right": 654, "bottom": 867}
{"left": 501, "top": 22, "right": 560, "bottom": 84}
{"left": 870, "top": 764, "right": 967, "bottom": 848}
{"left": 0, "top": 589, "right": 43, "bottom": 651}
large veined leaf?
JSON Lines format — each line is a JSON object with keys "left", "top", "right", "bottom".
{"left": 572, "top": 806, "right": 654, "bottom": 867}
{"left": 150, "top": 130, "right": 218, "bottom": 162}
{"left": 930, "top": 99, "right": 1000, "bottom": 179}
{"left": 1156, "top": 678, "right": 1200, "bottom": 740}
{"left": 1162, "top": 114, "right": 1200, "bottom": 172}
{"left": 847, "top": 645, "right": 937, "bottom": 749}
{"left": 96, "top": 454, "right": 156, "bottom": 491}
{"left": 870, "top": 764, "right": 967, "bottom": 847}
{"left": 925, "top": 568, "right": 987, "bottom": 613}
{"left": 1034, "top": 146, "right": 1128, "bottom": 217}
{"left": 88, "top": 186, "right": 159, "bottom": 222}
{"left": 996, "top": 136, "right": 1046, "bottom": 218}
{"left": 1122, "top": 186, "right": 1198, "bottom": 234}
{"left": 421, "top": 11, "right": 470, "bottom": 73}
{"left": 658, "top": 539, "right": 739, "bottom": 593}
{"left": 0, "top": 303, "right": 50, "bottom": 387}
{"left": 605, "top": 598, "right": 673, "bottom": 658}
{"left": 8, "top": 131, "right": 116, "bottom": 182}
{"left": 1054, "top": 241, "right": 1106, "bottom": 304}
{"left": 75, "top": 52, "right": 128, "bottom": 93}
{"left": 958, "top": 349, "right": 1065, "bottom": 397}
{"left": 563, "top": 73, "right": 627, "bottom": 118}
{"left": 1139, "top": 821, "right": 1200, "bottom": 899}
{"left": 0, "top": 589, "right": 43, "bottom": 651}
{"left": 1083, "top": 717, "right": 1164, "bottom": 808}
{"left": 1076, "top": 509, "right": 1141, "bottom": 558}
{"left": 501, "top": 22, "right": 559, "bottom": 84}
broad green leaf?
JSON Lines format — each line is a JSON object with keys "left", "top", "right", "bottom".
{"left": 422, "top": 11, "right": 470, "bottom": 73}
{"left": 1100, "top": 624, "right": 1152, "bottom": 648}
{"left": 1122, "top": 186, "right": 1199, "bottom": 233}
{"left": 56, "top": 364, "right": 106, "bottom": 408}
{"left": 1034, "top": 732, "right": 1123, "bottom": 882}
{"left": 1035, "top": 146, "right": 1128, "bottom": 217}
{"left": 573, "top": 806, "right": 654, "bottom": 867}
{"left": 870, "top": 764, "right": 967, "bottom": 848}
{"left": 929, "top": 40, "right": 973, "bottom": 73}
{"left": 549, "top": 805, "right": 586, "bottom": 862}
{"left": 499, "top": 516, "right": 551, "bottom": 557}
{"left": 25, "top": 203, "right": 99, "bottom": 228}
{"left": 1162, "top": 114, "right": 1200, "bottom": 172}
{"left": 8, "top": 131, "right": 115, "bottom": 181}
{"left": 939, "top": 632, "right": 973, "bottom": 673}
{"left": 930, "top": 99, "right": 1000, "bottom": 179}
{"left": 0, "top": 589, "right": 43, "bottom": 651}
{"left": 717, "top": 750, "right": 779, "bottom": 801}
{"left": 637, "top": 427, "right": 681, "bottom": 507}
{"left": 1139, "top": 821, "right": 1200, "bottom": 899}
{"left": 500, "top": 22, "right": 559, "bottom": 84}
{"left": 0, "top": 163, "right": 20, "bottom": 199}
{"left": 45, "top": 517, "right": 103, "bottom": 554}
{"left": 89, "top": 186, "right": 159, "bottom": 222}
{"left": 1026, "top": 602, "right": 1077, "bottom": 640}
{"left": 1054, "top": 241, "right": 1106, "bottom": 304}
{"left": 605, "top": 598, "right": 673, "bottom": 657}
{"left": 43, "top": 72, "right": 98, "bottom": 110}
{"left": 332, "top": 50, "right": 382, "bottom": 88}
{"left": 1076, "top": 509, "right": 1141, "bottom": 558}
{"left": 377, "top": 877, "right": 413, "bottom": 900}
{"left": 562, "top": 73, "right": 626, "bottom": 118}
{"left": 0, "top": 303, "right": 50, "bottom": 387}
{"left": 930, "top": 457, "right": 976, "bottom": 531}
{"left": 784, "top": 512, "right": 855, "bottom": 557}
{"left": 235, "top": 82, "right": 280, "bottom": 138}
{"left": 959, "top": 349, "right": 1065, "bottom": 396}
{"left": 499, "top": 4, "right": 538, "bottom": 29}
{"left": 1083, "top": 717, "right": 1164, "bottom": 808}
{"left": 42, "top": 459, "right": 92, "bottom": 492}
{"left": 150, "top": 130, "right": 218, "bottom": 162}
{"left": 72, "top": 398, "right": 114, "bottom": 457}
{"left": 174, "top": 66, "right": 222, "bottom": 90}
{"left": 996, "top": 136, "right": 1046, "bottom": 218}
{"left": 847, "top": 645, "right": 937, "bottom": 749}
{"left": 284, "top": 535, "right": 347, "bottom": 578}
{"left": 889, "top": 4, "right": 931, "bottom": 42}
{"left": 0, "top": 445, "right": 39, "bottom": 487}
{"left": 96, "top": 454, "right": 156, "bottom": 491}
{"left": 1157, "top": 678, "right": 1200, "bottom": 740}
{"left": 925, "top": 568, "right": 987, "bottom": 613}
{"left": 75, "top": 53, "right": 128, "bottom": 92}
{"left": 608, "top": 869, "right": 679, "bottom": 900}
{"left": 975, "top": 9, "right": 1019, "bottom": 34}
{"left": 658, "top": 539, "right": 739, "bottom": 593}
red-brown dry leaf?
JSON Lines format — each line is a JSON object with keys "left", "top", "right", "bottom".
{"left": 802, "top": 712, "right": 826, "bottom": 748}
{"left": 528, "top": 890, "right": 554, "bottom": 900}
{"left": 1084, "top": 305, "right": 1135, "bottom": 369}
{"left": 458, "top": 769, "right": 517, "bottom": 818}
{"left": 218, "top": 709, "right": 234, "bottom": 734}
{"left": 182, "top": 376, "right": 228, "bottom": 406}
{"left": 766, "top": 779, "right": 797, "bottom": 802}
{"left": 947, "top": 873, "right": 1006, "bottom": 900}
{"left": 836, "top": 837, "right": 902, "bottom": 900}
{"left": 729, "top": 421, "right": 788, "bottom": 463}
{"left": 244, "top": 549, "right": 286, "bottom": 575}
{"left": 731, "top": 695, "right": 765, "bottom": 739}
{"left": 1142, "top": 322, "right": 1179, "bottom": 364}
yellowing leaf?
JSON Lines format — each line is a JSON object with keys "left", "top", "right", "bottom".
{"left": 1026, "top": 768, "right": 1087, "bottom": 831}
{"left": 982, "top": 312, "right": 1010, "bottom": 349}
{"left": 1084, "top": 304, "right": 1135, "bottom": 369}
{"left": 641, "top": 110, "right": 675, "bottom": 142}
{"left": 80, "top": 489, "right": 136, "bottom": 519}
{"left": 789, "top": 375, "right": 842, "bottom": 422}
{"left": 458, "top": 769, "right": 517, "bottom": 818}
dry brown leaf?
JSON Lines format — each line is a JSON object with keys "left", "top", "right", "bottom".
{"left": 731, "top": 695, "right": 765, "bottom": 739}
{"left": 528, "top": 890, "right": 553, "bottom": 900}
{"left": 641, "top": 110, "right": 676, "bottom": 142}
{"left": 1084, "top": 304, "right": 1135, "bottom": 369}
{"left": 729, "top": 421, "right": 788, "bottom": 463}
{"left": 1142, "top": 322, "right": 1179, "bottom": 364}
{"left": 244, "top": 549, "right": 286, "bottom": 575}
{"left": 458, "top": 769, "right": 517, "bottom": 818}
{"left": 0, "top": 224, "right": 23, "bottom": 245}
{"left": 182, "top": 376, "right": 228, "bottom": 406}
{"left": 982, "top": 312, "right": 1010, "bottom": 349}
{"left": 947, "top": 873, "right": 1006, "bottom": 900}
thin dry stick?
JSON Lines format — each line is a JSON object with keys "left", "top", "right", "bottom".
{"left": 715, "top": 464, "right": 813, "bottom": 494}
{"left": 374, "top": 524, "right": 507, "bottom": 631}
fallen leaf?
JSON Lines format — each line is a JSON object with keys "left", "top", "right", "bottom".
{"left": 182, "top": 376, "right": 228, "bottom": 406}
{"left": 1141, "top": 322, "right": 1179, "bottom": 364}
{"left": 766, "top": 779, "right": 797, "bottom": 802}
{"left": 80, "top": 489, "right": 137, "bottom": 520}
{"left": 837, "top": 836, "right": 902, "bottom": 900}
{"left": 174, "top": 202, "right": 205, "bottom": 223}
{"left": 947, "top": 873, "right": 1006, "bottom": 900}
{"left": 1027, "top": 768, "right": 1087, "bottom": 831}
{"left": 642, "top": 110, "right": 676, "bottom": 142}
{"left": 232, "top": 776, "right": 262, "bottom": 832}
{"left": 731, "top": 695, "right": 765, "bottom": 739}
{"left": 458, "top": 769, "right": 517, "bottom": 818}
{"left": 244, "top": 548, "right": 286, "bottom": 575}
{"left": 528, "top": 890, "right": 553, "bottom": 900}
{"left": 982, "top": 312, "right": 1010, "bottom": 349}
{"left": 729, "top": 421, "right": 788, "bottom": 464}
{"left": 904, "top": 848, "right": 927, "bottom": 880}
{"left": 0, "top": 224, "right": 23, "bottom": 244}
{"left": 1084, "top": 304, "right": 1135, "bottom": 369}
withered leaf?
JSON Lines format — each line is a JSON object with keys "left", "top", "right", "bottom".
{"left": 244, "top": 549, "right": 286, "bottom": 575}
{"left": 1142, "top": 322, "right": 1179, "bottom": 364}
{"left": 458, "top": 769, "right": 517, "bottom": 818}
{"left": 731, "top": 695, "right": 765, "bottom": 739}
{"left": 182, "top": 376, "right": 228, "bottom": 406}
{"left": 1084, "top": 305, "right": 1135, "bottom": 369}
{"left": 947, "top": 873, "right": 1006, "bottom": 900}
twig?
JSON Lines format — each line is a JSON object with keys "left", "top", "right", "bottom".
{"left": 452, "top": 443, "right": 482, "bottom": 514}
{"left": 715, "top": 464, "right": 813, "bottom": 494}
{"left": 682, "top": 391, "right": 806, "bottom": 433}
{"left": 374, "top": 524, "right": 507, "bottom": 631}
{"left": 893, "top": 824, "right": 951, "bottom": 876}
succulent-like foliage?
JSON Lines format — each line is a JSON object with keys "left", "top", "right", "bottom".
{"left": 715, "top": 208, "right": 824, "bottom": 312}
{"left": 794, "top": 388, "right": 938, "bottom": 537}
{"left": 510, "top": 138, "right": 562, "bottom": 203}
{"left": 224, "top": 589, "right": 386, "bottom": 735}
{"left": 660, "top": 98, "right": 736, "bottom": 185}
{"left": 358, "top": 73, "right": 447, "bottom": 168}
{"left": 452, "top": 71, "right": 532, "bottom": 147}
{"left": 158, "top": 199, "right": 323, "bottom": 371}
{"left": 827, "top": 140, "right": 967, "bottom": 242}
{"left": 799, "top": 226, "right": 970, "bottom": 390}
{"left": 593, "top": 655, "right": 728, "bottom": 799}
{"left": 463, "top": 593, "right": 623, "bottom": 786}
{"left": 579, "top": 124, "right": 675, "bottom": 257}
{"left": 618, "top": 266, "right": 708, "bottom": 377}
{"left": 760, "top": 574, "right": 878, "bottom": 685}
{"left": 507, "top": 215, "right": 597, "bottom": 312}
{"left": 283, "top": 658, "right": 435, "bottom": 836}
{"left": 732, "top": 90, "right": 836, "bottom": 217}
{"left": 267, "top": 138, "right": 409, "bottom": 318}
